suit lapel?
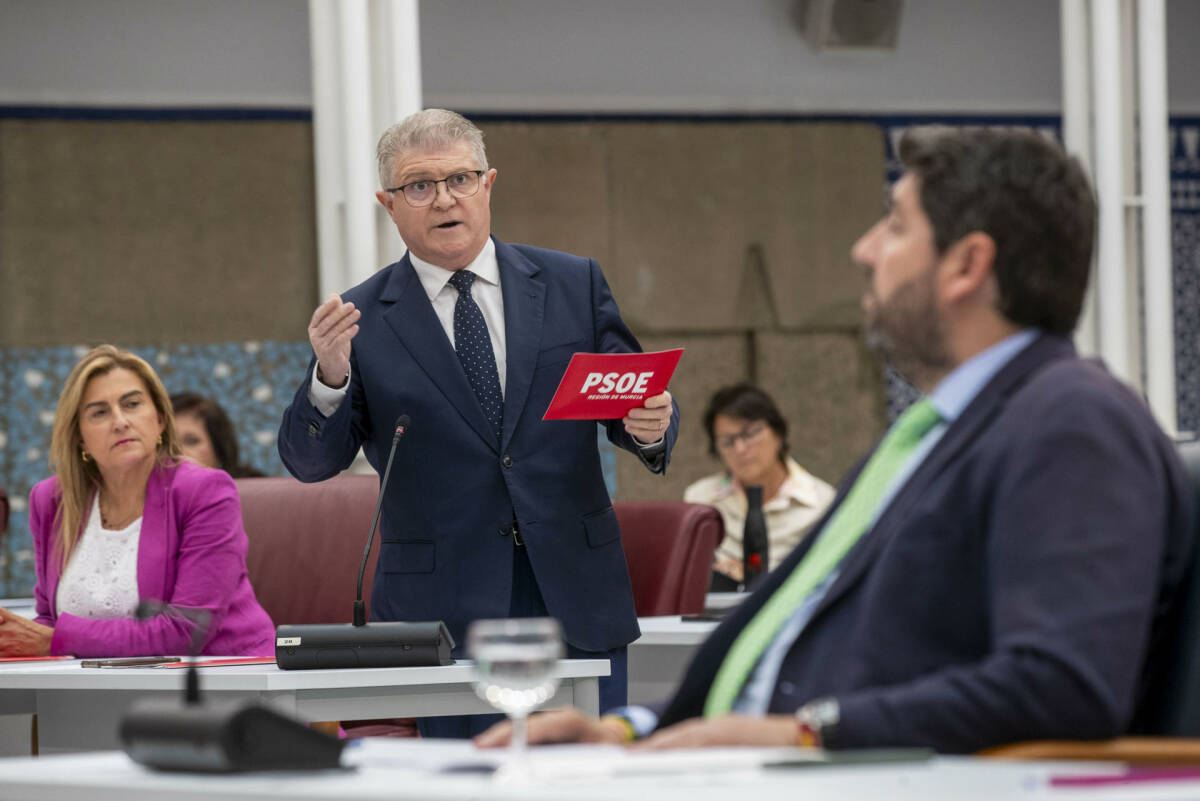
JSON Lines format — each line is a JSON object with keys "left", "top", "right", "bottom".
{"left": 806, "top": 334, "right": 1073, "bottom": 623}
{"left": 137, "top": 466, "right": 170, "bottom": 603}
{"left": 380, "top": 255, "right": 501, "bottom": 453}
{"left": 496, "top": 239, "right": 545, "bottom": 450}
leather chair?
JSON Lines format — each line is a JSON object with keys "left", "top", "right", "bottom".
{"left": 983, "top": 438, "right": 1200, "bottom": 764}
{"left": 237, "top": 475, "right": 381, "bottom": 626}
{"left": 616, "top": 502, "right": 724, "bottom": 616}
{"left": 238, "top": 477, "right": 723, "bottom": 624}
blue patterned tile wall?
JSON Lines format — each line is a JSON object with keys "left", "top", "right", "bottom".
{"left": 0, "top": 341, "right": 312, "bottom": 597}
{"left": 1172, "top": 119, "right": 1200, "bottom": 438}
{"left": 0, "top": 340, "right": 621, "bottom": 598}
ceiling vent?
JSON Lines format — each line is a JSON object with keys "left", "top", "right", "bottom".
{"left": 794, "top": 0, "right": 903, "bottom": 51}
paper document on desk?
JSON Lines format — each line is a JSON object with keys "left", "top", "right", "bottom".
{"left": 346, "top": 738, "right": 825, "bottom": 781}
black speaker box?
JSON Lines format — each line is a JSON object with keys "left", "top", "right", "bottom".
{"left": 275, "top": 620, "right": 456, "bottom": 670}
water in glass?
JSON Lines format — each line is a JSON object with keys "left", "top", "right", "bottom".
{"left": 467, "top": 617, "right": 564, "bottom": 779}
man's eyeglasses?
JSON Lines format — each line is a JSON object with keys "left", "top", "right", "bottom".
{"left": 716, "top": 421, "right": 768, "bottom": 451}
{"left": 385, "top": 170, "right": 484, "bottom": 207}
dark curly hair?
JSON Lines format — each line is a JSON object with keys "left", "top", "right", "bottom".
{"left": 898, "top": 126, "right": 1096, "bottom": 336}
{"left": 701, "top": 383, "right": 788, "bottom": 463}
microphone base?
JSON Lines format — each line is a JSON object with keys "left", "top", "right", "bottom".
{"left": 275, "top": 621, "right": 456, "bottom": 670}
{"left": 120, "top": 699, "right": 345, "bottom": 773}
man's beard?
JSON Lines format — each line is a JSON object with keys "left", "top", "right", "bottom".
{"left": 863, "top": 268, "right": 952, "bottom": 390}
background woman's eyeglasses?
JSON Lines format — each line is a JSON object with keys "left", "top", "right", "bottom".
{"left": 716, "top": 421, "right": 768, "bottom": 451}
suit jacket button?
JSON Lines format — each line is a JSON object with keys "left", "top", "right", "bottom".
{"left": 502, "top": 455, "right": 513, "bottom": 468}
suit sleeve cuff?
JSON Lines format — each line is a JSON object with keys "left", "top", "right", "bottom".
{"left": 308, "top": 366, "right": 351, "bottom": 417}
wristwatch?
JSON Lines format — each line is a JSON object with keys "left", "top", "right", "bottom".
{"left": 794, "top": 697, "right": 840, "bottom": 748}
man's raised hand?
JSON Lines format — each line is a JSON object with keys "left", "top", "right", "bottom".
{"left": 308, "top": 294, "right": 360, "bottom": 387}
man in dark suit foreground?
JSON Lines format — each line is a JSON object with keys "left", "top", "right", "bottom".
{"left": 278, "top": 109, "right": 679, "bottom": 737}
{"left": 478, "top": 127, "right": 1193, "bottom": 753}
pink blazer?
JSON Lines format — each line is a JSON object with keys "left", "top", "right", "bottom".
{"left": 30, "top": 460, "right": 275, "bottom": 657}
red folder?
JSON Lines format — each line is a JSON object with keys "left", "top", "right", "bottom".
{"left": 162, "top": 656, "right": 278, "bottom": 668}
{"left": 542, "top": 349, "right": 683, "bottom": 420}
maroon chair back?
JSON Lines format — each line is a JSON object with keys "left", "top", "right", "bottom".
{"left": 615, "top": 501, "right": 723, "bottom": 616}
{"left": 236, "top": 475, "right": 380, "bottom": 626}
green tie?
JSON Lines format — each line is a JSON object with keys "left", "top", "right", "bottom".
{"left": 703, "top": 398, "right": 942, "bottom": 718}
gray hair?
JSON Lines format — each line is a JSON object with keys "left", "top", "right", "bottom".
{"left": 376, "top": 109, "right": 489, "bottom": 189}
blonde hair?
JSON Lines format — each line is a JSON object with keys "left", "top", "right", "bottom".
{"left": 48, "top": 345, "right": 182, "bottom": 566}
{"left": 376, "top": 108, "right": 489, "bottom": 189}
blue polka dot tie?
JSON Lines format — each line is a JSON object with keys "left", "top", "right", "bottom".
{"left": 448, "top": 269, "right": 503, "bottom": 442}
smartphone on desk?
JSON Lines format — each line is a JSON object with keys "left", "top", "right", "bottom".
{"left": 80, "top": 656, "right": 182, "bottom": 668}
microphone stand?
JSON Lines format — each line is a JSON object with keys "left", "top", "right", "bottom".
{"left": 353, "top": 415, "right": 408, "bottom": 627}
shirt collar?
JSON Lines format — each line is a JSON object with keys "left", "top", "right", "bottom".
{"left": 713, "top": 457, "right": 826, "bottom": 509}
{"left": 927, "top": 329, "right": 1039, "bottom": 423}
{"left": 408, "top": 237, "right": 499, "bottom": 302}
{"left": 775, "top": 457, "right": 828, "bottom": 509}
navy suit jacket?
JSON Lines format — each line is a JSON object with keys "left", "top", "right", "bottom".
{"left": 658, "top": 335, "right": 1193, "bottom": 753}
{"left": 278, "top": 238, "right": 679, "bottom": 652}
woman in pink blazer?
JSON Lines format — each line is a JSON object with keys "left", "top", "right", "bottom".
{"left": 0, "top": 345, "right": 274, "bottom": 657}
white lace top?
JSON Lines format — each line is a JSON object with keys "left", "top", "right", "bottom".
{"left": 56, "top": 495, "right": 142, "bottom": 619}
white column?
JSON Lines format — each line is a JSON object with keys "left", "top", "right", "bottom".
{"left": 337, "top": 0, "right": 377, "bottom": 292}
{"left": 1090, "top": 0, "right": 1134, "bottom": 385}
{"left": 308, "top": 0, "right": 345, "bottom": 303}
{"left": 1137, "top": 0, "right": 1179, "bottom": 434}
{"left": 372, "top": 0, "right": 423, "bottom": 268}
{"left": 308, "top": 0, "right": 423, "bottom": 301}
{"left": 1061, "top": 0, "right": 1097, "bottom": 356}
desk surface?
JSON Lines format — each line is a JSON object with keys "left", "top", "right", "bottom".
{"left": 0, "top": 742, "right": 1189, "bottom": 801}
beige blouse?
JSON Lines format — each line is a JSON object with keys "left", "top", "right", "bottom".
{"left": 684, "top": 457, "right": 836, "bottom": 576}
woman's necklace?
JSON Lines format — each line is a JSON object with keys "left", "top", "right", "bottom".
{"left": 99, "top": 498, "right": 141, "bottom": 530}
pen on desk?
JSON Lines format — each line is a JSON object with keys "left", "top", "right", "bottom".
{"left": 79, "top": 656, "right": 182, "bottom": 668}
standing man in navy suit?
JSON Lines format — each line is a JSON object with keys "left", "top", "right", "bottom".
{"left": 478, "top": 127, "right": 1193, "bottom": 753}
{"left": 278, "top": 109, "right": 679, "bottom": 738}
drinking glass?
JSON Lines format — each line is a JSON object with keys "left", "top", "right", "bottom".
{"left": 467, "top": 617, "right": 564, "bottom": 777}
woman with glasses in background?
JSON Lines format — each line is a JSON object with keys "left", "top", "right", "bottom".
{"left": 685, "top": 384, "right": 835, "bottom": 591}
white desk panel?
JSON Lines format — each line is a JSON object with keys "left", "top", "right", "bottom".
{"left": 628, "top": 616, "right": 716, "bottom": 705}
{"left": 0, "top": 658, "right": 608, "bottom": 754}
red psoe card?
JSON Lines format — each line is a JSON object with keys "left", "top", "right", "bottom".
{"left": 542, "top": 349, "right": 683, "bottom": 420}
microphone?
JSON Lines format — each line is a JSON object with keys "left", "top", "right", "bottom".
{"left": 119, "top": 599, "right": 344, "bottom": 772}
{"left": 275, "top": 413, "right": 455, "bottom": 670}
{"left": 134, "top": 600, "right": 210, "bottom": 704}
{"left": 353, "top": 414, "right": 409, "bottom": 627}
